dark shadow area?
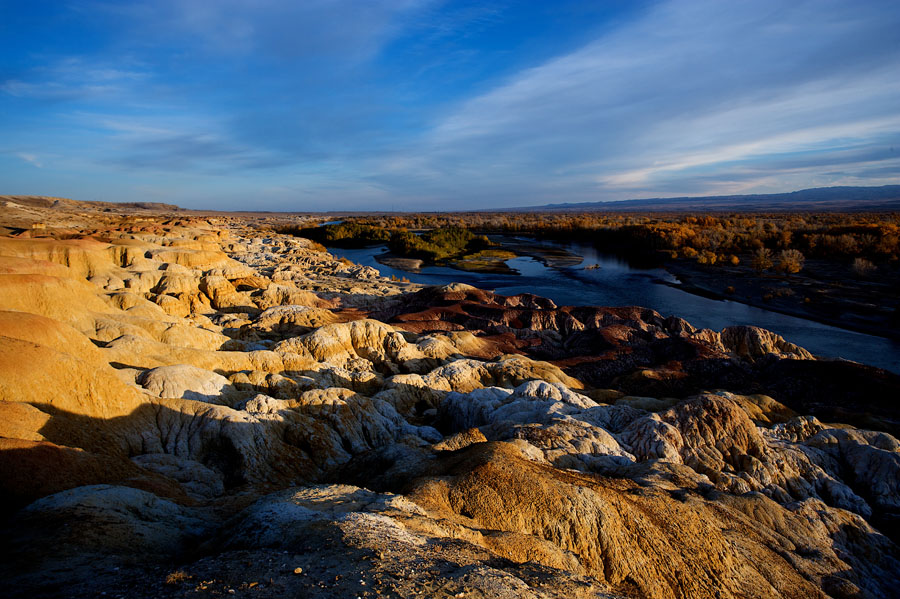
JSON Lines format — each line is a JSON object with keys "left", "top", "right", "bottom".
{"left": 3, "top": 278, "right": 900, "bottom": 597}
{"left": 0, "top": 399, "right": 324, "bottom": 598}
{"left": 0, "top": 401, "right": 314, "bottom": 519}
{"left": 367, "top": 283, "right": 900, "bottom": 437}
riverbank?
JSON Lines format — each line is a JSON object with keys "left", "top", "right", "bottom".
{"left": 4, "top": 198, "right": 900, "bottom": 599}
{"left": 374, "top": 236, "right": 586, "bottom": 275}
{"left": 376, "top": 248, "right": 518, "bottom": 274}
{"left": 436, "top": 232, "right": 900, "bottom": 343}
{"left": 490, "top": 232, "right": 900, "bottom": 343}
{"left": 292, "top": 223, "right": 524, "bottom": 274}
{"left": 325, "top": 240, "right": 900, "bottom": 373}
{"left": 664, "top": 258, "right": 900, "bottom": 341}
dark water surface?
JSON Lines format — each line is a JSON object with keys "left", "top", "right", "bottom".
{"left": 330, "top": 239, "right": 900, "bottom": 374}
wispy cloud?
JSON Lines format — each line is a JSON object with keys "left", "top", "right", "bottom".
{"left": 62, "top": 111, "right": 292, "bottom": 173}
{"left": 377, "top": 0, "right": 900, "bottom": 205}
{"left": 85, "top": 0, "right": 434, "bottom": 61}
{"left": 1, "top": 0, "right": 898, "bottom": 209}
{"left": 0, "top": 1, "right": 439, "bottom": 196}
{"left": 0, "top": 57, "right": 148, "bottom": 100}
{"left": 16, "top": 153, "right": 42, "bottom": 168}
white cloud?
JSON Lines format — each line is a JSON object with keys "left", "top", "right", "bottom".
{"left": 0, "top": 58, "right": 149, "bottom": 100}
{"left": 4, "top": 0, "right": 899, "bottom": 209}
{"left": 381, "top": 0, "right": 900, "bottom": 204}
{"left": 86, "top": 0, "right": 434, "bottom": 61}
{"left": 600, "top": 114, "right": 900, "bottom": 187}
{"left": 16, "top": 153, "right": 43, "bottom": 168}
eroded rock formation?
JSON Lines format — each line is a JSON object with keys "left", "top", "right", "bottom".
{"left": 1, "top": 197, "right": 898, "bottom": 598}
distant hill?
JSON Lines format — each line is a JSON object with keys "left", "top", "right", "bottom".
{"left": 496, "top": 185, "right": 900, "bottom": 212}
{"left": 1, "top": 195, "right": 182, "bottom": 212}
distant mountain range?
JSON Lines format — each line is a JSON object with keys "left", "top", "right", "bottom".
{"left": 495, "top": 185, "right": 900, "bottom": 212}
{"left": 2, "top": 195, "right": 182, "bottom": 212}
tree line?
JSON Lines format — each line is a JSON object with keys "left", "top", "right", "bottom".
{"left": 331, "top": 211, "right": 900, "bottom": 275}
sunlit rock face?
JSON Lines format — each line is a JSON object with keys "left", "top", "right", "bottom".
{"left": 371, "top": 282, "right": 900, "bottom": 436}
{"left": 1, "top": 199, "right": 899, "bottom": 599}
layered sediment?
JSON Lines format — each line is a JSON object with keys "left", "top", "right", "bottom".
{"left": 1, "top": 198, "right": 899, "bottom": 598}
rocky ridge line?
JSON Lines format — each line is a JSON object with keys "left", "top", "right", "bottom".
{"left": 0, "top": 204, "right": 898, "bottom": 598}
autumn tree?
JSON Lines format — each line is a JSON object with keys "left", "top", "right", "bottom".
{"left": 752, "top": 248, "right": 773, "bottom": 272}
{"left": 776, "top": 249, "right": 805, "bottom": 274}
{"left": 852, "top": 258, "right": 876, "bottom": 277}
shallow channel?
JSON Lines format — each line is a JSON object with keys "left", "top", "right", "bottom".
{"left": 329, "top": 238, "right": 900, "bottom": 374}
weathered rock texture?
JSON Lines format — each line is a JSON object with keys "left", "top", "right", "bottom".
{"left": 0, "top": 198, "right": 898, "bottom": 599}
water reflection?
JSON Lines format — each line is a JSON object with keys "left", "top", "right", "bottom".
{"left": 329, "top": 240, "right": 900, "bottom": 374}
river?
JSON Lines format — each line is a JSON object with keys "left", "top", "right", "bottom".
{"left": 328, "top": 238, "right": 900, "bottom": 374}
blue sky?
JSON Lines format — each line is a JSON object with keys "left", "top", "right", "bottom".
{"left": 2, "top": 0, "right": 899, "bottom": 211}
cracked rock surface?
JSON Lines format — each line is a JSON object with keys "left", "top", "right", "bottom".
{"left": 1, "top": 198, "right": 899, "bottom": 598}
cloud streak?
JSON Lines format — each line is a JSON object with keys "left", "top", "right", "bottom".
{"left": 0, "top": 0, "right": 898, "bottom": 209}
{"left": 16, "top": 153, "right": 42, "bottom": 168}
{"left": 0, "top": 58, "right": 149, "bottom": 101}
{"left": 379, "top": 0, "right": 900, "bottom": 205}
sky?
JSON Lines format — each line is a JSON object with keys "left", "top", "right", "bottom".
{"left": 2, "top": 0, "right": 900, "bottom": 211}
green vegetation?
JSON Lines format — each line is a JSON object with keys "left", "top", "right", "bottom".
{"left": 278, "top": 222, "right": 392, "bottom": 247}
{"left": 388, "top": 226, "right": 492, "bottom": 262}
{"left": 280, "top": 222, "right": 504, "bottom": 269}
{"left": 448, "top": 248, "right": 518, "bottom": 272}
{"left": 351, "top": 211, "right": 900, "bottom": 275}
{"left": 282, "top": 211, "right": 900, "bottom": 284}
{"left": 275, "top": 210, "right": 900, "bottom": 337}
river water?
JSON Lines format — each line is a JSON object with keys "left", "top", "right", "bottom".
{"left": 329, "top": 239, "right": 900, "bottom": 374}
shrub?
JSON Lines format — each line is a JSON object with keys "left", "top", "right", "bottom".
{"left": 165, "top": 571, "right": 191, "bottom": 585}
{"left": 776, "top": 249, "right": 805, "bottom": 274}
{"left": 752, "top": 248, "right": 773, "bottom": 272}
{"left": 282, "top": 222, "right": 392, "bottom": 247}
{"left": 388, "top": 226, "right": 481, "bottom": 262}
{"left": 852, "top": 258, "right": 876, "bottom": 277}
